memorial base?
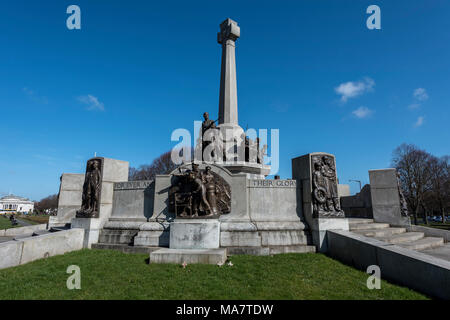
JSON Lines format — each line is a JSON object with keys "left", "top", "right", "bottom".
{"left": 71, "top": 218, "right": 103, "bottom": 248}
{"left": 150, "top": 248, "right": 227, "bottom": 265}
{"left": 170, "top": 219, "right": 220, "bottom": 249}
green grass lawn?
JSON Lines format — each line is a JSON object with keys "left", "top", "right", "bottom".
{"left": 0, "top": 249, "right": 427, "bottom": 300}
{"left": 0, "top": 217, "right": 19, "bottom": 230}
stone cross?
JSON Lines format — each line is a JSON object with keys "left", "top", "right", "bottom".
{"left": 217, "top": 18, "right": 240, "bottom": 126}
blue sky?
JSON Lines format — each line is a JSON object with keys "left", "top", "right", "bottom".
{"left": 1, "top": 0, "right": 449, "bottom": 201}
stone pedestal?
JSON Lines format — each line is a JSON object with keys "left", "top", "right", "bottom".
{"left": 369, "top": 168, "right": 410, "bottom": 227}
{"left": 71, "top": 157, "right": 129, "bottom": 248}
{"left": 292, "top": 152, "right": 347, "bottom": 252}
{"left": 49, "top": 173, "right": 85, "bottom": 228}
{"left": 170, "top": 219, "right": 220, "bottom": 249}
{"left": 71, "top": 218, "right": 102, "bottom": 248}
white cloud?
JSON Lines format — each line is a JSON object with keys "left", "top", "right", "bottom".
{"left": 352, "top": 106, "right": 373, "bottom": 119}
{"left": 335, "top": 77, "right": 375, "bottom": 102}
{"left": 78, "top": 94, "right": 105, "bottom": 111}
{"left": 408, "top": 103, "right": 421, "bottom": 110}
{"left": 413, "top": 88, "right": 428, "bottom": 101}
{"left": 23, "top": 87, "right": 48, "bottom": 104}
{"left": 414, "top": 116, "right": 424, "bottom": 127}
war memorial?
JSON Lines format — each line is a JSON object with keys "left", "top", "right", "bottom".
{"left": 0, "top": 18, "right": 449, "bottom": 300}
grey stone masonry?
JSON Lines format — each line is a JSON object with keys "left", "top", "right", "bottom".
{"left": 72, "top": 157, "right": 129, "bottom": 248}
{"left": 292, "top": 153, "right": 349, "bottom": 252}
{"left": 49, "top": 173, "right": 84, "bottom": 227}
{"left": 369, "top": 168, "right": 410, "bottom": 227}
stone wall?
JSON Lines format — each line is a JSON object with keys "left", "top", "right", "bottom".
{"left": 340, "top": 184, "right": 373, "bottom": 218}
{"left": 0, "top": 228, "right": 84, "bottom": 270}
{"left": 49, "top": 173, "right": 84, "bottom": 227}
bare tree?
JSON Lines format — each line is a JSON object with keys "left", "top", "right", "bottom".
{"left": 426, "top": 155, "right": 450, "bottom": 223}
{"left": 34, "top": 194, "right": 59, "bottom": 215}
{"left": 391, "top": 144, "right": 432, "bottom": 225}
{"left": 129, "top": 150, "right": 180, "bottom": 181}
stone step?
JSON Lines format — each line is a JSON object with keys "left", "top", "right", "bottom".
{"left": 375, "top": 232, "right": 424, "bottom": 244}
{"left": 398, "top": 237, "right": 444, "bottom": 251}
{"left": 349, "top": 222, "right": 389, "bottom": 231}
{"left": 348, "top": 218, "right": 374, "bottom": 226}
{"left": 150, "top": 248, "right": 227, "bottom": 265}
{"left": 420, "top": 243, "right": 450, "bottom": 262}
{"left": 227, "top": 246, "right": 270, "bottom": 256}
{"left": 268, "top": 245, "right": 316, "bottom": 255}
{"left": 352, "top": 227, "right": 406, "bottom": 237}
{"left": 92, "top": 243, "right": 161, "bottom": 254}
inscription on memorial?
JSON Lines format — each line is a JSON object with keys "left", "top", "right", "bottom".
{"left": 250, "top": 180, "right": 296, "bottom": 188}
{"left": 114, "top": 181, "right": 153, "bottom": 190}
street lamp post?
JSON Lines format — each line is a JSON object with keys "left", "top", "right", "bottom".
{"left": 349, "top": 179, "right": 362, "bottom": 192}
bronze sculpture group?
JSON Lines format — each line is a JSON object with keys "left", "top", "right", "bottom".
{"left": 169, "top": 164, "right": 231, "bottom": 218}
{"left": 200, "top": 112, "right": 266, "bottom": 163}
{"left": 312, "top": 155, "right": 344, "bottom": 218}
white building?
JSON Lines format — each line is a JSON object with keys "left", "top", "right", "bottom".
{"left": 0, "top": 194, "right": 34, "bottom": 214}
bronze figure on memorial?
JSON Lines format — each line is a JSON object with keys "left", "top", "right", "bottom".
{"left": 311, "top": 155, "right": 344, "bottom": 218}
{"left": 77, "top": 159, "right": 102, "bottom": 218}
{"left": 201, "top": 112, "right": 220, "bottom": 161}
{"left": 396, "top": 172, "right": 409, "bottom": 217}
{"left": 168, "top": 164, "right": 231, "bottom": 218}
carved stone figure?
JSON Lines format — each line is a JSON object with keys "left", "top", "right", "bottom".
{"left": 77, "top": 159, "right": 102, "bottom": 218}
{"left": 311, "top": 155, "right": 344, "bottom": 218}
{"left": 169, "top": 164, "right": 231, "bottom": 218}
{"left": 397, "top": 172, "right": 409, "bottom": 217}
{"left": 201, "top": 112, "right": 219, "bottom": 161}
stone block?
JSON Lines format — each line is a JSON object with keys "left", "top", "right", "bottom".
{"left": 260, "top": 230, "right": 309, "bottom": 246}
{"left": 19, "top": 228, "right": 84, "bottom": 264}
{"left": 370, "top": 187, "right": 400, "bottom": 206}
{"left": 327, "top": 230, "right": 450, "bottom": 299}
{"left": 4, "top": 224, "right": 47, "bottom": 237}
{"left": 111, "top": 181, "right": 154, "bottom": 220}
{"left": 102, "top": 158, "right": 129, "bottom": 183}
{"left": 0, "top": 241, "right": 24, "bottom": 269}
{"left": 150, "top": 248, "right": 227, "bottom": 264}
{"left": 134, "top": 230, "right": 170, "bottom": 247}
{"left": 220, "top": 231, "right": 261, "bottom": 247}
{"left": 247, "top": 179, "right": 302, "bottom": 222}
{"left": 170, "top": 219, "right": 220, "bottom": 249}
{"left": 369, "top": 168, "right": 398, "bottom": 188}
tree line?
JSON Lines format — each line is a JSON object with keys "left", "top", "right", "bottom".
{"left": 392, "top": 143, "right": 449, "bottom": 225}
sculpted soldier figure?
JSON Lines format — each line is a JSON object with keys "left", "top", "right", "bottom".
{"left": 397, "top": 172, "right": 409, "bottom": 217}
{"left": 203, "top": 166, "right": 219, "bottom": 215}
{"left": 201, "top": 112, "right": 218, "bottom": 160}
{"left": 189, "top": 170, "right": 212, "bottom": 217}
{"left": 321, "top": 156, "right": 341, "bottom": 212}
{"left": 312, "top": 161, "right": 328, "bottom": 215}
{"left": 78, "top": 159, "right": 102, "bottom": 217}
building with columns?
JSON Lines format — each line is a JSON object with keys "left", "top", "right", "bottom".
{"left": 0, "top": 194, "right": 34, "bottom": 214}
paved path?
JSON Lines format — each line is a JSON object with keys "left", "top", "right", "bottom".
{"left": 15, "top": 218, "right": 33, "bottom": 227}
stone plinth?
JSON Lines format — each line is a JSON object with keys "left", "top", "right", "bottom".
{"left": 369, "top": 168, "right": 410, "bottom": 227}
{"left": 292, "top": 153, "right": 348, "bottom": 252}
{"left": 49, "top": 173, "right": 85, "bottom": 227}
{"left": 150, "top": 248, "right": 227, "bottom": 265}
{"left": 170, "top": 219, "right": 220, "bottom": 249}
{"left": 71, "top": 157, "right": 129, "bottom": 248}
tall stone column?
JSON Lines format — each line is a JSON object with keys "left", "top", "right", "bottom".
{"left": 218, "top": 18, "right": 240, "bottom": 126}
